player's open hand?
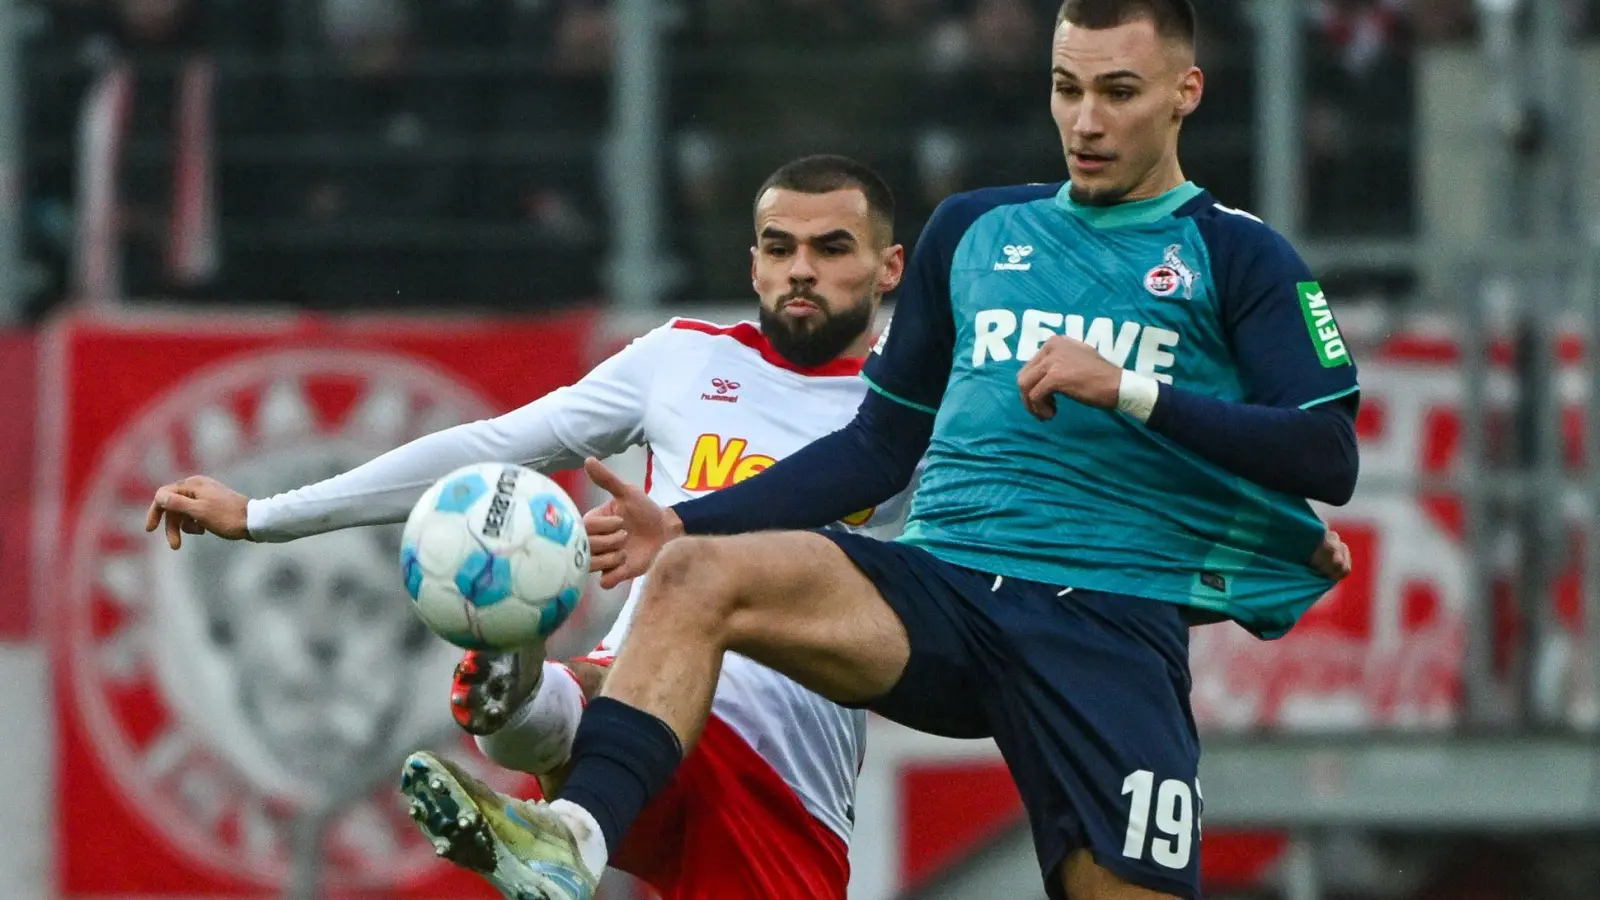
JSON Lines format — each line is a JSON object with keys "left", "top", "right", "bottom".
{"left": 1017, "top": 336, "right": 1123, "bottom": 420}
{"left": 1309, "top": 529, "right": 1352, "bottom": 581}
{"left": 583, "top": 457, "right": 684, "bottom": 590}
{"left": 145, "top": 475, "right": 251, "bottom": 550}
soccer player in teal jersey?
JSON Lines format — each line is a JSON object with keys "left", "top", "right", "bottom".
{"left": 401, "top": 2, "right": 1359, "bottom": 898}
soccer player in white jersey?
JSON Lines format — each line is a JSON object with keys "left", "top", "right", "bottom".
{"left": 146, "top": 154, "right": 914, "bottom": 900}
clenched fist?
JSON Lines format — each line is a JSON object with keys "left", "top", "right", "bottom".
{"left": 1016, "top": 336, "right": 1124, "bottom": 420}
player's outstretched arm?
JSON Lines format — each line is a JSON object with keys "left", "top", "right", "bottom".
{"left": 582, "top": 390, "right": 934, "bottom": 588}
{"left": 146, "top": 329, "right": 666, "bottom": 549}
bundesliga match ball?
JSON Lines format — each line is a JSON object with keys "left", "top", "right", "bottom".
{"left": 400, "top": 463, "right": 589, "bottom": 651}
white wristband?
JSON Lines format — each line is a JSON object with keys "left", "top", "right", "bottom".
{"left": 1116, "top": 370, "right": 1160, "bottom": 423}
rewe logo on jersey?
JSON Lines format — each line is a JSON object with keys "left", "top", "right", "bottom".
{"left": 684, "top": 432, "right": 875, "bottom": 524}
{"left": 970, "top": 308, "right": 1180, "bottom": 381}
{"left": 994, "top": 244, "right": 1034, "bottom": 271}
{"left": 1297, "top": 281, "right": 1350, "bottom": 367}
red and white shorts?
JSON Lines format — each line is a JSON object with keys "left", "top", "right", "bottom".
{"left": 533, "top": 712, "right": 849, "bottom": 900}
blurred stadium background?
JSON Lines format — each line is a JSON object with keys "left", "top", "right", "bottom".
{"left": 0, "top": 0, "right": 1598, "bottom": 898}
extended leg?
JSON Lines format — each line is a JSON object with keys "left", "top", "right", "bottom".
{"left": 554, "top": 531, "right": 913, "bottom": 874}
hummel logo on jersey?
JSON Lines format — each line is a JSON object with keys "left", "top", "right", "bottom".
{"left": 1145, "top": 244, "right": 1197, "bottom": 300}
{"left": 701, "top": 377, "right": 740, "bottom": 403}
{"left": 970, "top": 308, "right": 1180, "bottom": 382}
{"left": 994, "top": 244, "right": 1034, "bottom": 271}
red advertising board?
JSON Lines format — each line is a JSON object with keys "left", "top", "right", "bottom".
{"left": 1190, "top": 332, "right": 1593, "bottom": 733}
{"left": 39, "top": 310, "right": 596, "bottom": 897}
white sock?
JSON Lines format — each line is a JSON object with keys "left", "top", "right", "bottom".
{"left": 549, "top": 798, "right": 609, "bottom": 875}
{"left": 474, "top": 661, "right": 585, "bottom": 775}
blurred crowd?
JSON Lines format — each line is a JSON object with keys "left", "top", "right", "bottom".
{"left": 17, "top": 0, "right": 1600, "bottom": 320}
{"left": 27, "top": 0, "right": 618, "bottom": 316}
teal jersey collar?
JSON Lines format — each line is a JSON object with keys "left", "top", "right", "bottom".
{"left": 1054, "top": 180, "right": 1203, "bottom": 228}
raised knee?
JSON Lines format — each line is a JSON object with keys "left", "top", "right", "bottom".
{"left": 640, "top": 536, "right": 738, "bottom": 615}
{"left": 649, "top": 536, "right": 719, "bottom": 588}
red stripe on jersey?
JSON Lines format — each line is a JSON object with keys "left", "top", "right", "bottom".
{"left": 670, "top": 318, "right": 866, "bottom": 377}
{"left": 610, "top": 714, "right": 850, "bottom": 900}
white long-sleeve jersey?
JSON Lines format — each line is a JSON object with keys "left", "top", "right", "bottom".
{"left": 247, "top": 316, "right": 917, "bottom": 845}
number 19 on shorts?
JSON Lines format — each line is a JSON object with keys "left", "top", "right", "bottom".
{"left": 1121, "top": 771, "right": 1200, "bottom": 869}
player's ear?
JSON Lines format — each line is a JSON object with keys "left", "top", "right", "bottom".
{"left": 1175, "top": 65, "right": 1203, "bottom": 120}
{"left": 879, "top": 244, "right": 906, "bottom": 293}
{"left": 750, "top": 245, "right": 760, "bottom": 292}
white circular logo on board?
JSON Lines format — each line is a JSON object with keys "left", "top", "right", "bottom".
{"left": 64, "top": 349, "right": 529, "bottom": 887}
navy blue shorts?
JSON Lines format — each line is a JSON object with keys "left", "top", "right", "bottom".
{"left": 822, "top": 531, "right": 1202, "bottom": 900}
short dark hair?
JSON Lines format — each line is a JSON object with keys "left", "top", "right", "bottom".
{"left": 754, "top": 154, "right": 896, "bottom": 244}
{"left": 1056, "top": 0, "right": 1196, "bottom": 46}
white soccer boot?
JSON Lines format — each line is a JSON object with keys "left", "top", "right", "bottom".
{"left": 400, "top": 750, "right": 598, "bottom": 900}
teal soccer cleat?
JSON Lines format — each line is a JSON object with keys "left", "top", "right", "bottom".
{"left": 400, "top": 750, "right": 598, "bottom": 900}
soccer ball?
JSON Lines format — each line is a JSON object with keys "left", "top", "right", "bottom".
{"left": 400, "top": 463, "right": 589, "bottom": 651}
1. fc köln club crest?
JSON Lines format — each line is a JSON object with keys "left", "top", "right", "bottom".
{"left": 41, "top": 312, "right": 593, "bottom": 897}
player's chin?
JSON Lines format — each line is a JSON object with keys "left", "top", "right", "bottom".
{"left": 1066, "top": 172, "right": 1131, "bottom": 206}
{"left": 771, "top": 310, "right": 827, "bottom": 334}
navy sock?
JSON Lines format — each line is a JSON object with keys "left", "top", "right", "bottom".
{"left": 557, "top": 697, "right": 684, "bottom": 854}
